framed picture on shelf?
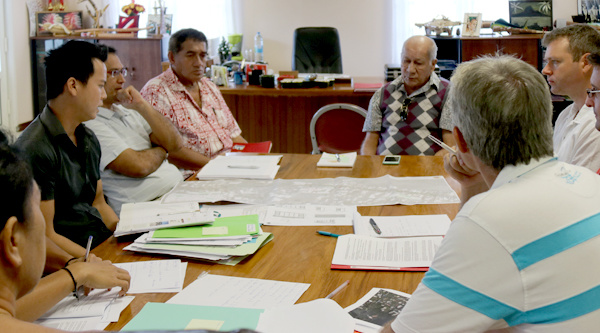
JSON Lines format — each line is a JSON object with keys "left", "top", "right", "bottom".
{"left": 509, "top": 0, "right": 553, "bottom": 31}
{"left": 462, "top": 13, "right": 482, "bottom": 37}
{"left": 36, "top": 11, "right": 82, "bottom": 36}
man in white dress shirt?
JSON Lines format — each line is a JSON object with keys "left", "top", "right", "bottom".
{"left": 542, "top": 24, "right": 600, "bottom": 172}
{"left": 85, "top": 46, "right": 183, "bottom": 215}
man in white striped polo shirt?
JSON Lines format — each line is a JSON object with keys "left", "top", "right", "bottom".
{"left": 383, "top": 55, "right": 600, "bottom": 332}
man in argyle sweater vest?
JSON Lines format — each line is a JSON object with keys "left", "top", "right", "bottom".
{"left": 361, "top": 36, "right": 454, "bottom": 156}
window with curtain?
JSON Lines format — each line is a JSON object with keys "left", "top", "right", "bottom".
{"left": 392, "top": 1, "right": 509, "bottom": 62}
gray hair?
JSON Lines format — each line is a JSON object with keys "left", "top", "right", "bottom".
{"left": 449, "top": 55, "right": 553, "bottom": 170}
{"left": 402, "top": 36, "right": 438, "bottom": 61}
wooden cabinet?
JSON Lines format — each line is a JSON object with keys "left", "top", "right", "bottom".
{"left": 433, "top": 34, "right": 543, "bottom": 70}
{"left": 30, "top": 36, "right": 164, "bottom": 116}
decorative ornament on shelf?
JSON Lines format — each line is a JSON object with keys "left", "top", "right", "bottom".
{"left": 415, "top": 16, "right": 461, "bottom": 37}
{"left": 218, "top": 37, "right": 232, "bottom": 64}
{"left": 118, "top": 0, "right": 146, "bottom": 32}
{"left": 47, "top": 0, "right": 65, "bottom": 11}
{"left": 77, "top": 0, "right": 109, "bottom": 29}
{"left": 122, "top": 0, "right": 146, "bottom": 16}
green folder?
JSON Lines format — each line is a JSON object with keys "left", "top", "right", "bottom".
{"left": 121, "top": 302, "right": 263, "bottom": 331}
{"left": 138, "top": 233, "right": 273, "bottom": 256}
{"left": 152, "top": 215, "right": 260, "bottom": 239}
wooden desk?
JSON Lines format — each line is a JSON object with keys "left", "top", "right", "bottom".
{"left": 94, "top": 154, "right": 460, "bottom": 330}
{"left": 220, "top": 81, "right": 378, "bottom": 154}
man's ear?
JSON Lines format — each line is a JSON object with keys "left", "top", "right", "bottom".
{"left": 453, "top": 126, "right": 469, "bottom": 153}
{"left": 64, "top": 77, "right": 78, "bottom": 97}
{"left": 168, "top": 51, "right": 175, "bottom": 65}
{"left": 581, "top": 52, "right": 593, "bottom": 74}
{"left": 0, "top": 217, "right": 23, "bottom": 268}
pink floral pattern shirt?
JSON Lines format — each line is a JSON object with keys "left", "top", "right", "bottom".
{"left": 141, "top": 68, "right": 242, "bottom": 158}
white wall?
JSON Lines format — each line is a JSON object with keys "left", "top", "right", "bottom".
{"left": 237, "top": 0, "right": 393, "bottom": 78}
{"left": 3, "top": 0, "right": 580, "bottom": 131}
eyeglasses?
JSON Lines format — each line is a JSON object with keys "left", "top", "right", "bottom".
{"left": 587, "top": 89, "right": 600, "bottom": 99}
{"left": 107, "top": 68, "right": 128, "bottom": 78}
{"left": 400, "top": 98, "right": 412, "bottom": 121}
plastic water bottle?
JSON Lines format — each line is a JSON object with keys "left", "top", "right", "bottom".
{"left": 254, "top": 32, "right": 264, "bottom": 63}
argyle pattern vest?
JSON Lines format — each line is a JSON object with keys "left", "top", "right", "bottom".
{"left": 377, "top": 78, "right": 450, "bottom": 155}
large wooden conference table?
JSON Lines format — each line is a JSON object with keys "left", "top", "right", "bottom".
{"left": 95, "top": 154, "right": 461, "bottom": 331}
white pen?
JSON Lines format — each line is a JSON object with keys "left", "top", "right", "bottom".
{"left": 335, "top": 154, "right": 341, "bottom": 162}
{"left": 227, "top": 165, "right": 259, "bottom": 169}
{"left": 325, "top": 280, "right": 350, "bottom": 299}
{"left": 428, "top": 134, "right": 456, "bottom": 153}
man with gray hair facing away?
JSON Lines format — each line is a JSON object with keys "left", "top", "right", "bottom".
{"left": 542, "top": 24, "right": 600, "bottom": 172}
{"left": 382, "top": 55, "right": 600, "bottom": 332}
{"left": 361, "top": 35, "right": 453, "bottom": 156}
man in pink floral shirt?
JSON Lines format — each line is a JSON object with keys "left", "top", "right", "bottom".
{"left": 141, "top": 29, "right": 247, "bottom": 171}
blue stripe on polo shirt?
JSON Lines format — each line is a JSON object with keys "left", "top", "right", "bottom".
{"left": 512, "top": 212, "right": 600, "bottom": 271}
{"left": 505, "top": 284, "right": 600, "bottom": 326}
{"left": 422, "top": 268, "right": 519, "bottom": 320}
{"left": 424, "top": 269, "right": 600, "bottom": 326}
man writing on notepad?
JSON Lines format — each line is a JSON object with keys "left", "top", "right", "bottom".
{"left": 361, "top": 36, "right": 454, "bottom": 156}
{"left": 382, "top": 55, "right": 600, "bottom": 332}
{"left": 141, "top": 28, "right": 247, "bottom": 174}
{"left": 84, "top": 46, "right": 183, "bottom": 215}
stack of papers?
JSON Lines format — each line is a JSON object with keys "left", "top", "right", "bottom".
{"left": 34, "top": 288, "right": 135, "bottom": 331}
{"left": 331, "top": 234, "right": 443, "bottom": 271}
{"left": 316, "top": 152, "right": 357, "bottom": 168}
{"left": 115, "top": 202, "right": 214, "bottom": 237}
{"left": 195, "top": 155, "right": 282, "bottom": 180}
{"left": 124, "top": 215, "right": 273, "bottom": 265}
{"left": 35, "top": 260, "right": 188, "bottom": 331}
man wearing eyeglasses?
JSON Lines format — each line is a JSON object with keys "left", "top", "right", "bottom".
{"left": 84, "top": 46, "right": 183, "bottom": 215}
{"left": 584, "top": 43, "right": 600, "bottom": 175}
{"left": 542, "top": 24, "right": 600, "bottom": 172}
{"left": 361, "top": 36, "right": 453, "bottom": 156}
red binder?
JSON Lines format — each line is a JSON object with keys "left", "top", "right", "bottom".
{"left": 230, "top": 141, "right": 273, "bottom": 153}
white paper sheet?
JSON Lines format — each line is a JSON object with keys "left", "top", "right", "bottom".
{"left": 332, "top": 235, "right": 443, "bottom": 268}
{"left": 35, "top": 316, "right": 104, "bottom": 331}
{"left": 256, "top": 299, "right": 355, "bottom": 333}
{"left": 161, "top": 175, "right": 460, "bottom": 206}
{"left": 316, "top": 152, "right": 357, "bottom": 167}
{"left": 196, "top": 155, "right": 282, "bottom": 180}
{"left": 113, "top": 259, "right": 187, "bottom": 294}
{"left": 353, "top": 214, "right": 451, "bottom": 237}
{"left": 264, "top": 205, "right": 357, "bottom": 226}
{"left": 115, "top": 201, "right": 213, "bottom": 237}
{"left": 167, "top": 273, "right": 310, "bottom": 309}
{"left": 38, "top": 288, "right": 121, "bottom": 319}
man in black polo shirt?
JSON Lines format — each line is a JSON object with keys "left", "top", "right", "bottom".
{"left": 16, "top": 41, "right": 117, "bottom": 257}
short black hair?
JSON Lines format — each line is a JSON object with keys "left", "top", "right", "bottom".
{"left": 45, "top": 40, "right": 108, "bottom": 100}
{"left": 98, "top": 44, "right": 117, "bottom": 55}
{"left": 0, "top": 130, "right": 34, "bottom": 228}
{"left": 168, "top": 28, "right": 208, "bottom": 54}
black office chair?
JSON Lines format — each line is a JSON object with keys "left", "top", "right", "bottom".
{"left": 292, "top": 27, "right": 343, "bottom": 73}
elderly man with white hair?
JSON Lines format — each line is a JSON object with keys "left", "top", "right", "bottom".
{"left": 361, "top": 36, "right": 454, "bottom": 156}
{"left": 382, "top": 55, "right": 600, "bottom": 332}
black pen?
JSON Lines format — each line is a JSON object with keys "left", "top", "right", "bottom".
{"left": 369, "top": 218, "right": 382, "bottom": 235}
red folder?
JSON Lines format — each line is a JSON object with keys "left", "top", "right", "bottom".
{"left": 230, "top": 141, "right": 273, "bottom": 153}
{"left": 330, "top": 264, "right": 428, "bottom": 272}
